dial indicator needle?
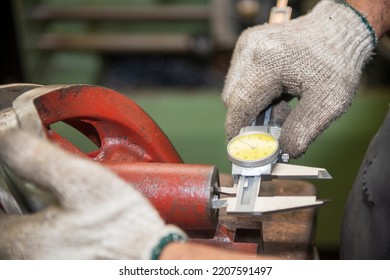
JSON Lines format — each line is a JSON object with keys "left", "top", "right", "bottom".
{"left": 240, "top": 139, "right": 255, "bottom": 149}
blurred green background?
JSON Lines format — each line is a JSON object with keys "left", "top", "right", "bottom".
{"left": 2, "top": 0, "right": 390, "bottom": 258}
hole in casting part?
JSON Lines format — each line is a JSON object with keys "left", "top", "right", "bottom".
{"left": 50, "top": 121, "right": 100, "bottom": 154}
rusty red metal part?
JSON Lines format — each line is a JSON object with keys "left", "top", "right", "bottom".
{"left": 113, "top": 162, "right": 219, "bottom": 232}
{"left": 32, "top": 85, "right": 182, "bottom": 163}
{"left": 22, "top": 85, "right": 219, "bottom": 231}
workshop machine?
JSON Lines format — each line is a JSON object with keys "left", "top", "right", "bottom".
{"left": 0, "top": 82, "right": 330, "bottom": 259}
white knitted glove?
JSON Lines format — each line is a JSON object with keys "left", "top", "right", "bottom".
{"left": 222, "top": 0, "right": 376, "bottom": 158}
{"left": 0, "top": 129, "right": 186, "bottom": 260}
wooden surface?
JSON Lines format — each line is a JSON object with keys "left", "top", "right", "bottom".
{"left": 219, "top": 174, "right": 319, "bottom": 260}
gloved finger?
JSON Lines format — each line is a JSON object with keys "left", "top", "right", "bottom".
{"left": 280, "top": 86, "right": 352, "bottom": 158}
{"left": 221, "top": 34, "right": 250, "bottom": 105}
{"left": 0, "top": 206, "right": 68, "bottom": 259}
{"left": 0, "top": 129, "right": 140, "bottom": 211}
{"left": 270, "top": 99, "right": 292, "bottom": 126}
{"left": 224, "top": 70, "right": 282, "bottom": 140}
{"left": 0, "top": 210, "right": 35, "bottom": 259}
{"left": 0, "top": 211, "right": 20, "bottom": 259}
{"left": 0, "top": 109, "right": 19, "bottom": 133}
{"left": 222, "top": 28, "right": 285, "bottom": 139}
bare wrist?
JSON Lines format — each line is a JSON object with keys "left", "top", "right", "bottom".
{"left": 346, "top": 0, "right": 390, "bottom": 38}
{"left": 159, "top": 242, "right": 280, "bottom": 260}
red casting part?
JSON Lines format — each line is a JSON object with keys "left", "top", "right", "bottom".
{"left": 113, "top": 162, "right": 219, "bottom": 232}
{"left": 25, "top": 85, "right": 218, "bottom": 232}
{"left": 33, "top": 85, "right": 183, "bottom": 164}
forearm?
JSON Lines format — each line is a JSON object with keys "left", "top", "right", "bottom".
{"left": 347, "top": 0, "right": 390, "bottom": 38}
{"left": 159, "top": 242, "right": 281, "bottom": 260}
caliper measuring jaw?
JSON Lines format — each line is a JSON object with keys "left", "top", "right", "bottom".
{"left": 213, "top": 116, "right": 332, "bottom": 216}
{"left": 215, "top": 162, "right": 331, "bottom": 215}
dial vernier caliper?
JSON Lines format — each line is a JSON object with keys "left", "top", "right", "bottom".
{"left": 213, "top": 106, "right": 331, "bottom": 215}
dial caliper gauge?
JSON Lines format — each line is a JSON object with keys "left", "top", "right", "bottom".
{"left": 227, "top": 131, "right": 279, "bottom": 168}
{"left": 212, "top": 108, "right": 332, "bottom": 215}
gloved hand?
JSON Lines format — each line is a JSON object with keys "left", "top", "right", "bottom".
{"left": 0, "top": 129, "right": 186, "bottom": 259}
{"left": 222, "top": 0, "right": 376, "bottom": 158}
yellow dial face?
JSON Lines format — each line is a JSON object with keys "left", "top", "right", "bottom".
{"left": 227, "top": 132, "right": 279, "bottom": 167}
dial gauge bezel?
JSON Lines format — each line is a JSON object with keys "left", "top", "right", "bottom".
{"left": 227, "top": 131, "right": 279, "bottom": 167}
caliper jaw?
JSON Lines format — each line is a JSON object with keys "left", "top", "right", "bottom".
{"left": 213, "top": 162, "right": 331, "bottom": 215}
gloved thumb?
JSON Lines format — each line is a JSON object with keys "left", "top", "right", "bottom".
{"left": 280, "top": 85, "right": 353, "bottom": 158}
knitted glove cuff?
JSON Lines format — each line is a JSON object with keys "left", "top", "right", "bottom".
{"left": 334, "top": 0, "right": 377, "bottom": 44}
{"left": 141, "top": 225, "right": 187, "bottom": 260}
{"left": 302, "top": 0, "right": 375, "bottom": 59}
